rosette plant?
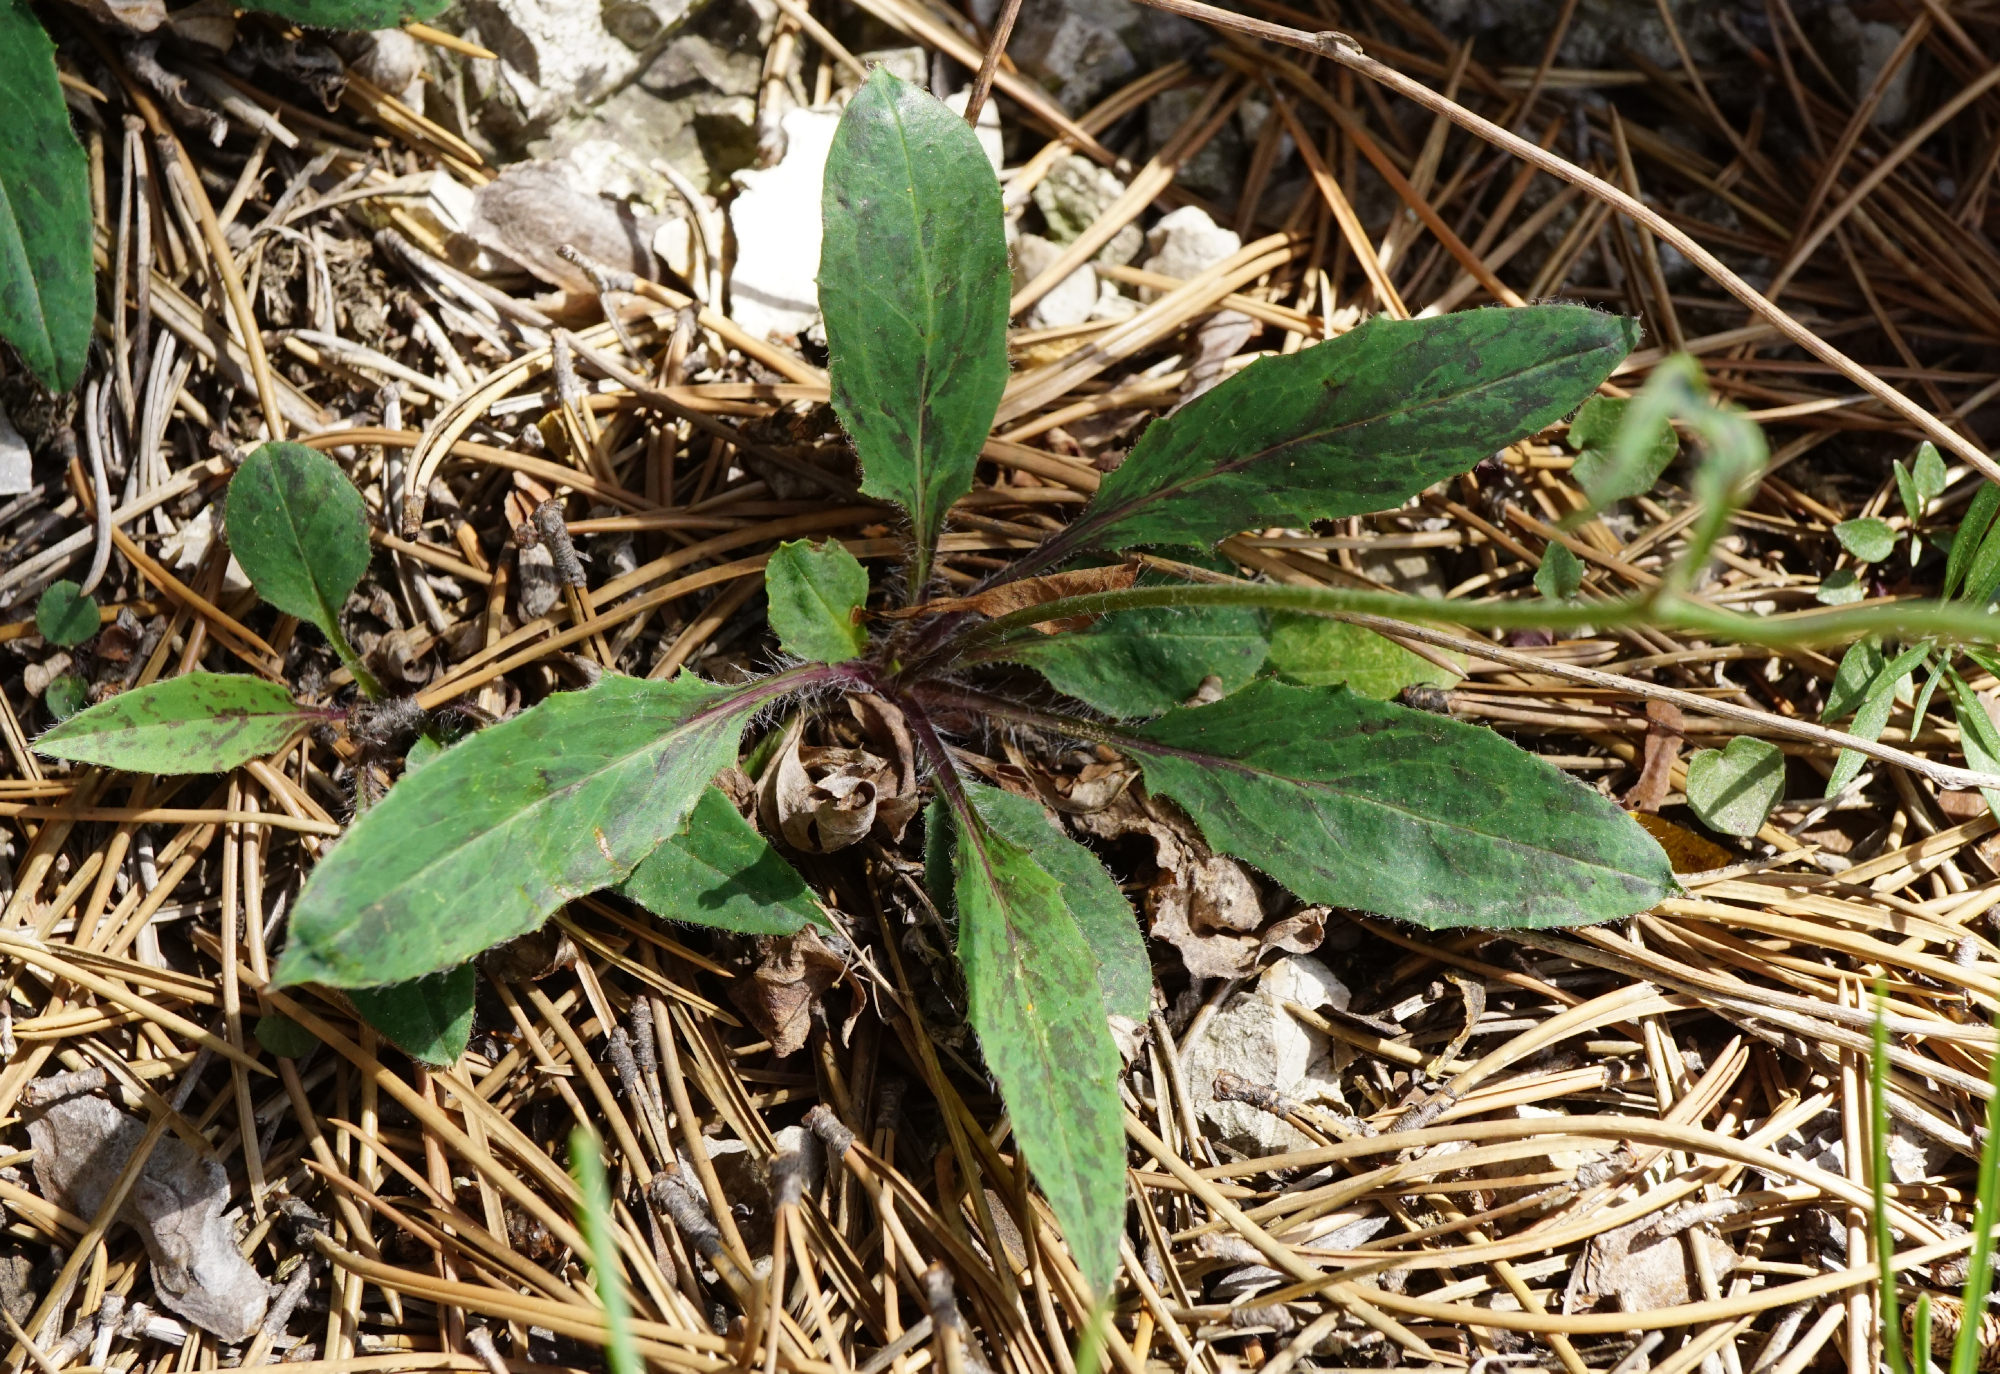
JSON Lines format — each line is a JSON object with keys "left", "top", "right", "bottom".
{"left": 37, "top": 69, "right": 1677, "bottom": 1296}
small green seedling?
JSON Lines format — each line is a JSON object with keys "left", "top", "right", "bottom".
{"left": 35, "top": 580, "right": 98, "bottom": 647}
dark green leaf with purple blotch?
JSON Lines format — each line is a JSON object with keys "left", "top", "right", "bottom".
{"left": 819, "top": 68, "right": 1009, "bottom": 593}
{"left": 1112, "top": 678, "right": 1673, "bottom": 929}
{"left": 1049, "top": 306, "right": 1637, "bottom": 555}
{"left": 35, "top": 672, "right": 329, "bottom": 773}
{"left": 278, "top": 673, "right": 773, "bottom": 989}
{"left": 942, "top": 782, "right": 1127, "bottom": 1296}
{"left": 235, "top": 0, "right": 447, "bottom": 26}
{"left": 0, "top": 0, "right": 93, "bottom": 393}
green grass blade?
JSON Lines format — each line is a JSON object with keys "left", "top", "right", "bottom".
{"left": 1872, "top": 980, "right": 1908, "bottom": 1374}
{"left": 569, "top": 1127, "right": 641, "bottom": 1374}
{"left": 1952, "top": 1014, "right": 2000, "bottom": 1374}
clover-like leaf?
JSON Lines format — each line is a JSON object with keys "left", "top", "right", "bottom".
{"left": 35, "top": 580, "right": 97, "bottom": 647}
{"left": 944, "top": 784, "right": 1126, "bottom": 1295}
{"left": 1264, "top": 615, "right": 1457, "bottom": 701}
{"left": 226, "top": 442, "right": 372, "bottom": 649}
{"left": 35, "top": 672, "right": 327, "bottom": 773}
{"left": 1113, "top": 679, "right": 1673, "bottom": 929}
{"left": 1045, "top": 307, "right": 1636, "bottom": 556}
{"left": 1685, "top": 736, "right": 1784, "bottom": 838}
{"left": 765, "top": 539, "right": 868, "bottom": 663}
{"left": 347, "top": 966, "right": 475, "bottom": 1068}
{"left": 1569, "top": 395, "right": 1678, "bottom": 508}
{"left": 0, "top": 0, "right": 92, "bottom": 393}
{"left": 622, "top": 785, "right": 825, "bottom": 935}
{"left": 278, "top": 673, "right": 779, "bottom": 988}
{"left": 820, "top": 68, "right": 1009, "bottom": 593}
{"left": 1834, "top": 517, "right": 1896, "bottom": 564}
{"left": 1534, "top": 541, "right": 1584, "bottom": 600}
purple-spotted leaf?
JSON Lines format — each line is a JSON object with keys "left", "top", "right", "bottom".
{"left": 1047, "top": 307, "right": 1636, "bottom": 556}
{"left": 820, "top": 68, "right": 1009, "bottom": 593}
{"left": 942, "top": 781, "right": 1128, "bottom": 1296}
{"left": 35, "top": 673, "right": 326, "bottom": 773}
{"left": 277, "top": 672, "right": 791, "bottom": 988}
{"left": 1113, "top": 678, "right": 1673, "bottom": 929}
{"left": 0, "top": 0, "right": 92, "bottom": 393}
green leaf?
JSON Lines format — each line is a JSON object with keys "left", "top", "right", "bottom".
{"left": 277, "top": 673, "right": 774, "bottom": 988}
{"left": 1824, "top": 642, "right": 1926, "bottom": 796}
{"left": 1946, "top": 484, "right": 2000, "bottom": 599}
{"left": 1568, "top": 395, "right": 1677, "bottom": 507}
{"left": 234, "top": 0, "right": 447, "bottom": 25}
{"left": 1914, "top": 442, "right": 1947, "bottom": 512}
{"left": 43, "top": 674, "right": 86, "bottom": 722}
{"left": 765, "top": 539, "right": 869, "bottom": 664}
{"left": 1946, "top": 671, "right": 2000, "bottom": 826}
{"left": 819, "top": 68, "right": 1009, "bottom": 593}
{"left": 35, "top": 580, "right": 97, "bottom": 647}
{"left": 1001, "top": 603, "right": 1268, "bottom": 718}
{"left": 948, "top": 791, "right": 1125, "bottom": 1294}
{"left": 254, "top": 1015, "right": 320, "bottom": 1058}
{"left": 569, "top": 1127, "right": 642, "bottom": 1374}
{"left": 1964, "top": 514, "right": 2000, "bottom": 608}
{"left": 347, "top": 966, "right": 475, "bottom": 1069}
{"left": 35, "top": 672, "right": 323, "bottom": 773}
{"left": 1824, "top": 638, "right": 1886, "bottom": 722}
{"left": 621, "top": 786, "right": 825, "bottom": 935}
{"left": 1684, "top": 736, "right": 1784, "bottom": 838}
{"left": 1816, "top": 569, "right": 1864, "bottom": 605}
{"left": 1116, "top": 679, "right": 1673, "bottom": 929}
{"left": 1055, "top": 306, "right": 1636, "bottom": 554}
{"left": 1264, "top": 615, "right": 1457, "bottom": 701}
{"left": 1894, "top": 460, "right": 1921, "bottom": 528}
{"left": 0, "top": 0, "right": 91, "bottom": 393}
{"left": 226, "top": 442, "right": 372, "bottom": 644}
{"left": 956, "top": 781, "right": 1149, "bottom": 1021}
{"left": 1834, "top": 517, "right": 1896, "bottom": 564}
{"left": 1534, "top": 541, "right": 1584, "bottom": 600}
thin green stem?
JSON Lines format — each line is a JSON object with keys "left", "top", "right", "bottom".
{"left": 1953, "top": 1021, "right": 2000, "bottom": 1374}
{"left": 313, "top": 597, "right": 384, "bottom": 703}
{"left": 947, "top": 582, "right": 2000, "bottom": 660}
{"left": 1872, "top": 981, "right": 1909, "bottom": 1374}
{"left": 569, "top": 1127, "right": 641, "bottom": 1374}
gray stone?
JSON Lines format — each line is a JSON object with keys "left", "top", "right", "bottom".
{"left": 458, "top": 0, "right": 652, "bottom": 137}
{"left": 1180, "top": 954, "right": 1351, "bottom": 1155}
{"left": 1032, "top": 154, "right": 1142, "bottom": 265}
{"left": 0, "top": 412, "right": 31, "bottom": 498}
{"left": 1008, "top": 0, "right": 1205, "bottom": 114}
{"left": 1013, "top": 233, "right": 1098, "bottom": 329}
{"left": 1147, "top": 85, "right": 1245, "bottom": 207}
{"left": 1141, "top": 205, "right": 1240, "bottom": 286}
{"left": 1819, "top": 5, "right": 1914, "bottom": 128}
{"left": 729, "top": 107, "right": 842, "bottom": 342}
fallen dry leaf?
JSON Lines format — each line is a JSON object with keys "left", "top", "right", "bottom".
{"left": 730, "top": 927, "right": 847, "bottom": 1058}
{"left": 889, "top": 563, "right": 1136, "bottom": 634}
{"left": 1623, "top": 699, "right": 1684, "bottom": 813}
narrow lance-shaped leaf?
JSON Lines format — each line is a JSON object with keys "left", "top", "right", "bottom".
{"left": 347, "top": 965, "right": 476, "bottom": 1068}
{"left": 35, "top": 673, "right": 329, "bottom": 774}
{"left": 0, "top": 0, "right": 92, "bottom": 393}
{"left": 622, "top": 785, "right": 827, "bottom": 935}
{"left": 1048, "top": 307, "right": 1636, "bottom": 556}
{"left": 278, "top": 673, "right": 784, "bottom": 988}
{"left": 819, "top": 68, "right": 1009, "bottom": 593}
{"left": 1113, "top": 679, "right": 1674, "bottom": 929}
{"left": 1947, "top": 483, "right": 2000, "bottom": 599}
{"left": 956, "top": 782, "right": 1149, "bottom": 1021}
{"left": 946, "top": 785, "right": 1126, "bottom": 1295}
{"left": 226, "top": 442, "right": 372, "bottom": 670}
{"left": 1824, "top": 642, "right": 1927, "bottom": 797}
{"left": 765, "top": 539, "right": 869, "bottom": 664}
{"left": 1946, "top": 671, "right": 2000, "bottom": 827}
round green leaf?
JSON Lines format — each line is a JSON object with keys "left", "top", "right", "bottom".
{"left": 255, "top": 1014, "right": 321, "bottom": 1058}
{"left": 765, "top": 539, "right": 869, "bottom": 663}
{"left": 1534, "top": 542, "right": 1584, "bottom": 600}
{"left": 1685, "top": 735, "right": 1785, "bottom": 838}
{"left": 43, "top": 673, "right": 87, "bottom": 721}
{"left": 1834, "top": 517, "right": 1896, "bottom": 564}
{"left": 35, "top": 580, "right": 98, "bottom": 647}
{"left": 226, "top": 442, "right": 373, "bottom": 639}
{"left": 1816, "top": 569, "right": 1864, "bottom": 605}
{"left": 0, "top": 0, "right": 92, "bottom": 393}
